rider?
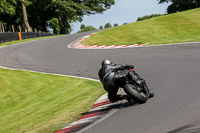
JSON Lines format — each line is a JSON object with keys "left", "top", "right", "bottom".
{"left": 98, "top": 59, "right": 153, "bottom": 103}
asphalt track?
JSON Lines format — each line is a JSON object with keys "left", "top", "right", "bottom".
{"left": 0, "top": 32, "right": 200, "bottom": 133}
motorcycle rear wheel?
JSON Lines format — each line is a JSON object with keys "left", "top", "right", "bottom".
{"left": 124, "top": 84, "right": 148, "bottom": 103}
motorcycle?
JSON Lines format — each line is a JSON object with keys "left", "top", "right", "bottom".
{"left": 122, "top": 68, "right": 154, "bottom": 103}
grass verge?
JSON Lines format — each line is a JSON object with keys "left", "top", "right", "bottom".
{"left": 0, "top": 35, "right": 62, "bottom": 47}
{"left": 0, "top": 68, "right": 105, "bottom": 133}
{"left": 82, "top": 8, "right": 200, "bottom": 46}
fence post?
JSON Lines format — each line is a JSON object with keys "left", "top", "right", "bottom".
{"left": 19, "top": 25, "right": 22, "bottom": 33}
{"left": 12, "top": 25, "right": 15, "bottom": 32}
{"left": 18, "top": 32, "right": 22, "bottom": 40}
{"left": 0, "top": 24, "right": 2, "bottom": 32}
{"left": 2, "top": 24, "right": 5, "bottom": 32}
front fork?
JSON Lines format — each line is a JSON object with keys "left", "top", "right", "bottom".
{"left": 133, "top": 71, "right": 143, "bottom": 80}
{"left": 131, "top": 71, "right": 150, "bottom": 98}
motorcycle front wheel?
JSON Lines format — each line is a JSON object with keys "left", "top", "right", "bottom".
{"left": 124, "top": 84, "right": 148, "bottom": 103}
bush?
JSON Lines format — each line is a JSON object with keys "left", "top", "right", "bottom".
{"left": 49, "top": 18, "right": 60, "bottom": 34}
{"left": 137, "top": 14, "right": 164, "bottom": 21}
{"left": 78, "top": 26, "right": 96, "bottom": 33}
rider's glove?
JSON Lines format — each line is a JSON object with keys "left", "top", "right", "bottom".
{"left": 121, "top": 64, "right": 134, "bottom": 69}
{"left": 121, "top": 64, "right": 128, "bottom": 69}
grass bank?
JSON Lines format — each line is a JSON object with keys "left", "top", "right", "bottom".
{"left": 82, "top": 8, "right": 200, "bottom": 46}
{"left": 0, "top": 68, "right": 105, "bottom": 133}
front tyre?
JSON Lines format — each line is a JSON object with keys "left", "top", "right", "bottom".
{"left": 124, "top": 84, "right": 148, "bottom": 103}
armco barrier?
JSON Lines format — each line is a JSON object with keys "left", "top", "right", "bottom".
{"left": 0, "top": 32, "right": 52, "bottom": 44}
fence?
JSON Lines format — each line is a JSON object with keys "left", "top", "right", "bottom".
{"left": 0, "top": 24, "right": 40, "bottom": 33}
{"left": 0, "top": 24, "right": 52, "bottom": 44}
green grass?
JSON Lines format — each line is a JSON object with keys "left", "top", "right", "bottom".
{"left": 0, "top": 68, "right": 105, "bottom": 133}
{"left": 82, "top": 8, "right": 200, "bottom": 46}
{"left": 0, "top": 35, "right": 62, "bottom": 47}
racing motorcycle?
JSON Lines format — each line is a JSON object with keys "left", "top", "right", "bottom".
{"left": 122, "top": 68, "right": 154, "bottom": 103}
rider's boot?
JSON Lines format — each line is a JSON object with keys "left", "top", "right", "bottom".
{"left": 148, "top": 90, "right": 154, "bottom": 98}
{"left": 124, "top": 95, "right": 132, "bottom": 103}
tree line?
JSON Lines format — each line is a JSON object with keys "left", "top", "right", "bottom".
{"left": 158, "top": 0, "right": 200, "bottom": 14}
{"left": 0, "top": 0, "right": 115, "bottom": 34}
{"left": 78, "top": 22, "right": 128, "bottom": 33}
{"left": 137, "top": 0, "right": 200, "bottom": 22}
{"left": 1, "top": 0, "right": 199, "bottom": 34}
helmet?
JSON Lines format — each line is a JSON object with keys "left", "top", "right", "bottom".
{"left": 102, "top": 59, "right": 111, "bottom": 66}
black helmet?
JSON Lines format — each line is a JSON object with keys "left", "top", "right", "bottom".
{"left": 102, "top": 59, "right": 111, "bottom": 66}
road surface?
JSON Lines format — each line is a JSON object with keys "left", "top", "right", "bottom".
{"left": 0, "top": 32, "right": 200, "bottom": 133}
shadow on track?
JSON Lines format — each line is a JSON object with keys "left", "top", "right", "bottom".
{"left": 166, "top": 120, "right": 200, "bottom": 133}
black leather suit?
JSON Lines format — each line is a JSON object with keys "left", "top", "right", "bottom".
{"left": 98, "top": 63, "right": 135, "bottom": 102}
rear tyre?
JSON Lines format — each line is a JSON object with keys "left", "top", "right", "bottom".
{"left": 124, "top": 84, "right": 148, "bottom": 103}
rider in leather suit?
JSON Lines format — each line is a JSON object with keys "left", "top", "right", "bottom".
{"left": 98, "top": 59, "right": 137, "bottom": 102}
{"left": 98, "top": 59, "right": 154, "bottom": 102}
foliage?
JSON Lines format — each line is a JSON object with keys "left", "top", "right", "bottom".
{"left": 50, "top": 18, "right": 61, "bottom": 34}
{"left": 99, "top": 25, "right": 103, "bottom": 29}
{"left": 0, "top": 0, "right": 115, "bottom": 34}
{"left": 137, "top": 14, "right": 164, "bottom": 21}
{"left": 0, "top": 21, "right": 6, "bottom": 25}
{"left": 104, "top": 23, "right": 112, "bottom": 28}
{"left": 158, "top": 0, "right": 200, "bottom": 13}
{"left": 0, "top": 0, "right": 16, "bottom": 16}
{"left": 48, "top": 0, "right": 115, "bottom": 34}
{"left": 114, "top": 23, "right": 118, "bottom": 27}
{"left": 21, "top": 0, "right": 32, "bottom": 6}
{"left": 78, "top": 25, "right": 96, "bottom": 33}
{"left": 80, "top": 24, "right": 86, "bottom": 30}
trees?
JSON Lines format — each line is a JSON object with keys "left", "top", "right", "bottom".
{"left": 81, "top": 24, "right": 86, "bottom": 30}
{"left": 137, "top": 14, "right": 164, "bottom": 21}
{"left": 0, "top": 0, "right": 16, "bottom": 16}
{"left": 114, "top": 23, "right": 118, "bottom": 27}
{"left": 158, "top": 0, "right": 200, "bottom": 13}
{"left": 99, "top": 25, "right": 103, "bottom": 29}
{"left": 51, "top": 0, "right": 115, "bottom": 34}
{"left": 104, "top": 23, "right": 112, "bottom": 29}
{"left": 0, "top": 0, "right": 17, "bottom": 26}
{"left": 0, "top": 0, "right": 115, "bottom": 34}
{"left": 0, "top": 0, "right": 32, "bottom": 32}
{"left": 78, "top": 25, "right": 96, "bottom": 33}
{"left": 49, "top": 18, "right": 60, "bottom": 34}
{"left": 21, "top": 0, "right": 32, "bottom": 32}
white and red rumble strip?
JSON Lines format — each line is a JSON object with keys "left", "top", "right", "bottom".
{"left": 54, "top": 94, "right": 116, "bottom": 133}
{"left": 68, "top": 33, "right": 146, "bottom": 49}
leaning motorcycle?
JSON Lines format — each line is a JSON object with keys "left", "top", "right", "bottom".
{"left": 122, "top": 68, "right": 154, "bottom": 103}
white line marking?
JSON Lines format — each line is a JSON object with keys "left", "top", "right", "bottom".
{"left": 94, "top": 94, "right": 108, "bottom": 104}
{"left": 77, "top": 109, "right": 118, "bottom": 133}
{"left": 0, "top": 40, "right": 37, "bottom": 49}
{"left": 67, "top": 32, "right": 200, "bottom": 49}
{"left": 143, "top": 42, "right": 200, "bottom": 47}
{"left": 0, "top": 66, "right": 99, "bottom": 82}
{"left": 63, "top": 116, "right": 101, "bottom": 129}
